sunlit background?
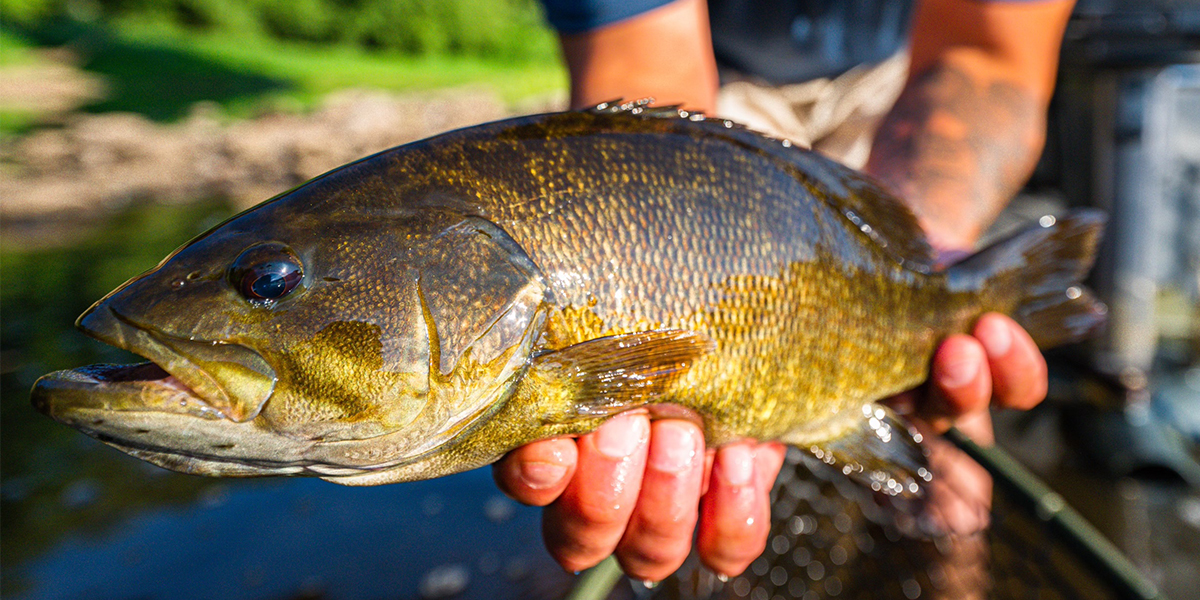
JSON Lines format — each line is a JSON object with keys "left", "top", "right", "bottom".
{"left": 1, "top": 1, "right": 1197, "bottom": 599}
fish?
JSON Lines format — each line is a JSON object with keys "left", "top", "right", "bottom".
{"left": 31, "top": 101, "right": 1105, "bottom": 492}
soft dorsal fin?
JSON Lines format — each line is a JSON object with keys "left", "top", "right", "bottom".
{"left": 530, "top": 329, "right": 716, "bottom": 423}
{"left": 794, "top": 156, "right": 938, "bottom": 274}
{"left": 585, "top": 99, "right": 938, "bottom": 273}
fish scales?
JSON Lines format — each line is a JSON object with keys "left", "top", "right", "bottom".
{"left": 373, "top": 112, "right": 948, "bottom": 441}
{"left": 31, "top": 105, "right": 1104, "bottom": 489}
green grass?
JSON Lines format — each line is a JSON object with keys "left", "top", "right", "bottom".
{"left": 3, "top": 17, "right": 566, "bottom": 124}
{"left": 0, "top": 28, "right": 37, "bottom": 66}
{"left": 0, "top": 29, "right": 45, "bottom": 133}
{"left": 144, "top": 24, "right": 568, "bottom": 106}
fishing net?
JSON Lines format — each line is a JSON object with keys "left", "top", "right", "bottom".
{"left": 638, "top": 443, "right": 1136, "bottom": 600}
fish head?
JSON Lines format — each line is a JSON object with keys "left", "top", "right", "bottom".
{"left": 33, "top": 198, "right": 551, "bottom": 478}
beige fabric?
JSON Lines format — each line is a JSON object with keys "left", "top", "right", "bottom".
{"left": 715, "top": 51, "right": 910, "bottom": 169}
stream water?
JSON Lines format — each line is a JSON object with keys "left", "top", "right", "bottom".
{"left": 0, "top": 200, "right": 568, "bottom": 600}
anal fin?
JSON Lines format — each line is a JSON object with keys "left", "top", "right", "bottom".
{"left": 803, "top": 404, "right": 932, "bottom": 503}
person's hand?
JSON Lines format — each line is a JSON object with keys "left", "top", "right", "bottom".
{"left": 493, "top": 315, "right": 1047, "bottom": 579}
{"left": 886, "top": 312, "right": 1048, "bottom": 535}
{"left": 494, "top": 413, "right": 786, "bottom": 581}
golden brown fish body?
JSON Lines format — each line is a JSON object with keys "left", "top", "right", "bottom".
{"left": 31, "top": 104, "right": 1104, "bottom": 487}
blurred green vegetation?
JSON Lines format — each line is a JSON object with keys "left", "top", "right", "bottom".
{"left": 0, "top": 0, "right": 565, "bottom": 126}
{"left": 2, "top": 0, "right": 558, "bottom": 59}
{"left": 0, "top": 28, "right": 37, "bottom": 65}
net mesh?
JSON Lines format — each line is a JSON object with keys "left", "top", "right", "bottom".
{"left": 645, "top": 447, "right": 1125, "bottom": 600}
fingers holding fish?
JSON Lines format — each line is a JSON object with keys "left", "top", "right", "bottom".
{"left": 919, "top": 314, "right": 1047, "bottom": 431}
{"left": 613, "top": 419, "right": 706, "bottom": 581}
{"left": 696, "top": 441, "right": 786, "bottom": 577}
{"left": 543, "top": 412, "right": 651, "bottom": 572}
{"left": 492, "top": 437, "right": 577, "bottom": 506}
{"left": 974, "top": 313, "right": 1047, "bottom": 411}
{"left": 928, "top": 334, "right": 994, "bottom": 430}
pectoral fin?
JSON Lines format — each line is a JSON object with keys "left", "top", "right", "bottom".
{"left": 530, "top": 329, "right": 716, "bottom": 423}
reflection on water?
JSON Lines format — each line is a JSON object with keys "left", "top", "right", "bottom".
{"left": 0, "top": 200, "right": 567, "bottom": 600}
{"left": 9, "top": 468, "right": 559, "bottom": 600}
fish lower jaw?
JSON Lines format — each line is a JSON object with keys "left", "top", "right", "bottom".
{"left": 38, "top": 361, "right": 229, "bottom": 421}
{"left": 97, "top": 432, "right": 388, "bottom": 478}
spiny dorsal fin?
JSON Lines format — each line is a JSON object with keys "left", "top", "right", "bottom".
{"left": 588, "top": 97, "right": 737, "bottom": 128}
{"left": 532, "top": 329, "right": 715, "bottom": 422}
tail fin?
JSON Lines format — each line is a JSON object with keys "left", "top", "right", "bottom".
{"left": 946, "top": 210, "right": 1108, "bottom": 348}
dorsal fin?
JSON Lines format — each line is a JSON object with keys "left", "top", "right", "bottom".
{"left": 795, "top": 156, "right": 938, "bottom": 274}
{"left": 584, "top": 99, "right": 939, "bottom": 273}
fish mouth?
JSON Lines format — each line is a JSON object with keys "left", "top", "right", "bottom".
{"left": 31, "top": 362, "right": 227, "bottom": 422}
{"left": 31, "top": 362, "right": 311, "bottom": 477}
{"left": 29, "top": 307, "right": 312, "bottom": 476}
{"left": 34, "top": 303, "right": 277, "bottom": 424}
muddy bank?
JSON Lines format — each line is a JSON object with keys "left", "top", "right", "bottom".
{"left": 1, "top": 88, "right": 563, "bottom": 245}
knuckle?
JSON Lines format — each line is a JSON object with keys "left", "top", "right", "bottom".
{"left": 618, "top": 540, "right": 690, "bottom": 574}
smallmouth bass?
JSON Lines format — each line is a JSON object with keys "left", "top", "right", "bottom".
{"left": 32, "top": 102, "right": 1105, "bottom": 492}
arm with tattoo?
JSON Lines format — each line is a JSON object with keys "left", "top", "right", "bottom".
{"left": 866, "top": 0, "right": 1076, "bottom": 250}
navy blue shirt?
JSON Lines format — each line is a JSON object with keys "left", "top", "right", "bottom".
{"left": 539, "top": 0, "right": 1041, "bottom": 83}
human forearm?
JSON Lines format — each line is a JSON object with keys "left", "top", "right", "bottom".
{"left": 558, "top": 0, "right": 718, "bottom": 112}
{"left": 865, "top": 0, "right": 1075, "bottom": 250}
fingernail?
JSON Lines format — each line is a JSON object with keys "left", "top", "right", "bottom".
{"left": 519, "top": 462, "right": 567, "bottom": 490}
{"left": 935, "top": 352, "right": 979, "bottom": 389}
{"left": 649, "top": 421, "right": 701, "bottom": 473}
{"left": 595, "top": 414, "right": 649, "bottom": 459}
{"left": 978, "top": 316, "right": 1012, "bottom": 356}
{"left": 717, "top": 444, "right": 754, "bottom": 486}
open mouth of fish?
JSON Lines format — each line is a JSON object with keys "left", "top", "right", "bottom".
{"left": 32, "top": 361, "right": 231, "bottom": 422}
{"left": 27, "top": 305, "right": 332, "bottom": 476}
{"left": 32, "top": 303, "right": 279, "bottom": 442}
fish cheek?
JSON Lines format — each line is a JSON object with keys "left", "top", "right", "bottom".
{"left": 260, "top": 319, "right": 432, "bottom": 442}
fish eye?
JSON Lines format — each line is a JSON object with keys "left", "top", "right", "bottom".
{"left": 229, "top": 243, "right": 304, "bottom": 304}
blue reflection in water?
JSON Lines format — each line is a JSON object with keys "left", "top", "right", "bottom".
{"left": 11, "top": 469, "right": 558, "bottom": 600}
